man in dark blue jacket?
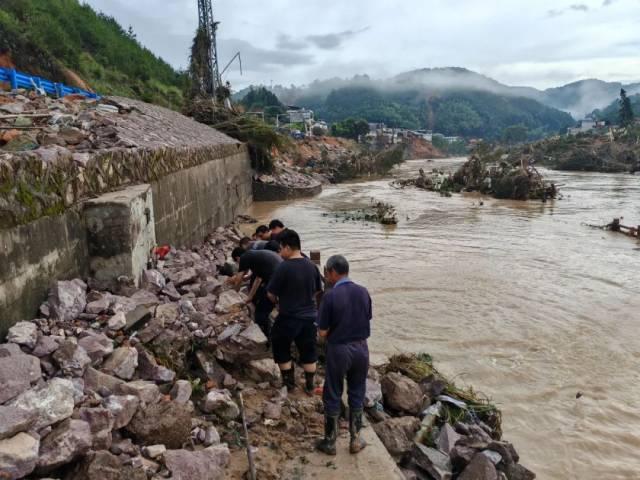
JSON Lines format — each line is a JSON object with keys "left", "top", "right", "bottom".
{"left": 316, "top": 255, "right": 372, "bottom": 456}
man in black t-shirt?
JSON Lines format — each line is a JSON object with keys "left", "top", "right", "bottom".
{"left": 267, "top": 229, "right": 323, "bottom": 392}
{"left": 230, "top": 248, "right": 282, "bottom": 338}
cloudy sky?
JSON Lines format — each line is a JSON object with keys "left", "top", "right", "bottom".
{"left": 84, "top": 0, "right": 640, "bottom": 90}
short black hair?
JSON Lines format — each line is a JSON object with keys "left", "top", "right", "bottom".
{"left": 326, "top": 255, "right": 349, "bottom": 275}
{"left": 240, "top": 237, "right": 251, "bottom": 246}
{"left": 265, "top": 240, "right": 281, "bottom": 253}
{"left": 232, "top": 247, "right": 245, "bottom": 262}
{"left": 278, "top": 229, "right": 301, "bottom": 251}
{"left": 255, "top": 225, "right": 269, "bottom": 236}
{"left": 269, "top": 219, "right": 284, "bottom": 230}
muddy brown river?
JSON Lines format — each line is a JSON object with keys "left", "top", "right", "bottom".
{"left": 248, "top": 158, "right": 640, "bottom": 480}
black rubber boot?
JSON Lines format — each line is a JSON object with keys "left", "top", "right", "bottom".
{"left": 281, "top": 367, "right": 296, "bottom": 391}
{"left": 349, "top": 409, "right": 367, "bottom": 454}
{"left": 304, "top": 371, "right": 315, "bottom": 394}
{"left": 315, "top": 414, "right": 338, "bottom": 456}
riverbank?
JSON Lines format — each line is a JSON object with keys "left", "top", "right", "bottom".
{"left": 482, "top": 129, "right": 640, "bottom": 174}
{"left": 251, "top": 135, "right": 445, "bottom": 200}
{"left": 0, "top": 219, "right": 534, "bottom": 480}
{"left": 247, "top": 159, "right": 640, "bottom": 480}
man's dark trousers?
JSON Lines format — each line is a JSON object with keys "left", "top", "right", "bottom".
{"left": 323, "top": 340, "right": 369, "bottom": 415}
{"left": 253, "top": 285, "right": 273, "bottom": 339}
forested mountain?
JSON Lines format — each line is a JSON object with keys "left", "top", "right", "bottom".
{"left": 0, "top": 0, "right": 185, "bottom": 109}
{"left": 251, "top": 71, "right": 575, "bottom": 140}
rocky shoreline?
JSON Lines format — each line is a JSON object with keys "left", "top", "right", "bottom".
{"left": 0, "top": 222, "right": 534, "bottom": 480}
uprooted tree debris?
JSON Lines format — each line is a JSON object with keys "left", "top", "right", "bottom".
{"left": 323, "top": 199, "right": 398, "bottom": 225}
{"left": 584, "top": 217, "right": 640, "bottom": 239}
{"left": 0, "top": 221, "right": 534, "bottom": 480}
{"left": 393, "top": 154, "right": 560, "bottom": 202}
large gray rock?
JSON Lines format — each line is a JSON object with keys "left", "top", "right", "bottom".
{"left": 0, "top": 406, "right": 37, "bottom": 440}
{"left": 142, "top": 269, "right": 166, "bottom": 293}
{"left": 170, "top": 380, "right": 193, "bottom": 404}
{"left": 9, "top": 378, "right": 75, "bottom": 430}
{"left": 501, "top": 463, "right": 536, "bottom": 480}
{"left": 49, "top": 279, "right": 87, "bottom": 321}
{"left": 364, "top": 377, "right": 383, "bottom": 408}
{"left": 216, "top": 322, "right": 268, "bottom": 363}
{"left": 381, "top": 372, "right": 424, "bottom": 415}
{"left": 437, "top": 423, "right": 463, "bottom": 455}
{"left": 52, "top": 340, "right": 92, "bottom": 376}
{"left": 372, "top": 416, "right": 421, "bottom": 458}
{"left": 78, "top": 407, "right": 113, "bottom": 450}
{"left": 154, "top": 303, "right": 179, "bottom": 325}
{"left": 214, "top": 290, "right": 245, "bottom": 314}
{"left": 32, "top": 336, "right": 62, "bottom": 357}
{"left": 0, "top": 351, "right": 41, "bottom": 403}
{"left": 245, "top": 358, "right": 280, "bottom": 383}
{"left": 136, "top": 347, "right": 175, "bottom": 383}
{"left": 102, "top": 347, "right": 138, "bottom": 380}
{"left": 166, "top": 267, "right": 198, "bottom": 287}
{"left": 78, "top": 333, "right": 114, "bottom": 365}
{"left": 6, "top": 321, "right": 38, "bottom": 350}
{"left": 84, "top": 367, "right": 125, "bottom": 394}
{"left": 458, "top": 453, "right": 498, "bottom": 480}
{"left": 202, "top": 389, "right": 240, "bottom": 420}
{"left": 85, "top": 296, "right": 112, "bottom": 315}
{"left": 36, "top": 419, "right": 92, "bottom": 473}
{"left": 163, "top": 445, "right": 230, "bottom": 480}
{"left": 412, "top": 444, "right": 452, "bottom": 480}
{"left": 0, "top": 433, "right": 39, "bottom": 479}
{"left": 117, "top": 380, "right": 161, "bottom": 405}
{"left": 0, "top": 343, "right": 22, "bottom": 357}
{"left": 125, "top": 401, "right": 192, "bottom": 449}
{"left": 104, "top": 395, "right": 139, "bottom": 429}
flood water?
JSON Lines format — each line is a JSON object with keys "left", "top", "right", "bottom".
{"left": 248, "top": 158, "right": 640, "bottom": 480}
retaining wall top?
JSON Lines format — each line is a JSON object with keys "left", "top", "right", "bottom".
{"left": 0, "top": 91, "right": 245, "bottom": 229}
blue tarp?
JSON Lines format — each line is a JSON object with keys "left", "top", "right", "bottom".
{"left": 0, "top": 67, "right": 99, "bottom": 99}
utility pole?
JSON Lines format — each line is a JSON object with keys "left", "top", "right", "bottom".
{"left": 197, "top": 0, "right": 222, "bottom": 102}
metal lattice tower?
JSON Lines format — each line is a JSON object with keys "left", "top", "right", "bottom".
{"left": 197, "top": 0, "right": 222, "bottom": 100}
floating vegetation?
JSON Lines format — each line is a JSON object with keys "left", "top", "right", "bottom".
{"left": 322, "top": 198, "right": 398, "bottom": 225}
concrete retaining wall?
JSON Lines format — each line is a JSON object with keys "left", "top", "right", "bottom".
{"left": 0, "top": 208, "right": 89, "bottom": 336}
{"left": 0, "top": 147, "right": 252, "bottom": 337}
{"left": 154, "top": 149, "right": 251, "bottom": 247}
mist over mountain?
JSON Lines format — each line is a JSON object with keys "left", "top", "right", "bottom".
{"left": 254, "top": 67, "right": 640, "bottom": 123}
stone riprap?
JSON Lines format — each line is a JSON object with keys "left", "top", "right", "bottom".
{"left": 0, "top": 91, "right": 245, "bottom": 229}
{"left": 0, "top": 91, "right": 252, "bottom": 335}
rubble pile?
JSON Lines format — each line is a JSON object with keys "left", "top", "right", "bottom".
{"left": 370, "top": 354, "right": 535, "bottom": 480}
{"left": 0, "top": 223, "right": 287, "bottom": 480}
{"left": 0, "top": 221, "right": 535, "bottom": 480}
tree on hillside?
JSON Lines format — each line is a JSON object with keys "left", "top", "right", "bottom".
{"left": 619, "top": 89, "right": 634, "bottom": 127}
{"left": 241, "top": 87, "right": 285, "bottom": 114}
{"left": 502, "top": 124, "right": 529, "bottom": 145}
{"left": 330, "top": 118, "right": 369, "bottom": 140}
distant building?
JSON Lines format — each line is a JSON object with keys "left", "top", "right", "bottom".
{"left": 568, "top": 117, "right": 605, "bottom": 135}
{"left": 286, "top": 107, "right": 314, "bottom": 123}
{"left": 368, "top": 122, "right": 386, "bottom": 133}
{"left": 412, "top": 129, "right": 433, "bottom": 142}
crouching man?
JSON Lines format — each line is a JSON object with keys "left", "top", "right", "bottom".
{"left": 316, "top": 255, "right": 372, "bottom": 456}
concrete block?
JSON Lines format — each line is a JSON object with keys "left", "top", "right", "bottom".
{"left": 84, "top": 185, "right": 155, "bottom": 289}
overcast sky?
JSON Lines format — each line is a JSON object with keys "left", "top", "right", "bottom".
{"left": 84, "top": 0, "right": 640, "bottom": 90}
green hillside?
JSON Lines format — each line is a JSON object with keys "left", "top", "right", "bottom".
{"left": 0, "top": 0, "right": 185, "bottom": 109}
{"left": 593, "top": 94, "right": 640, "bottom": 124}
{"left": 265, "top": 82, "right": 574, "bottom": 140}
